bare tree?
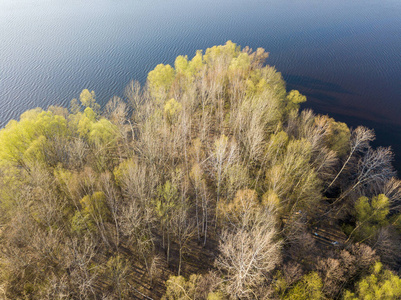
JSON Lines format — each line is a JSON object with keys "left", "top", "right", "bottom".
{"left": 215, "top": 206, "right": 282, "bottom": 298}
{"left": 210, "top": 134, "right": 238, "bottom": 223}
{"left": 118, "top": 186, "right": 155, "bottom": 283}
{"left": 296, "top": 112, "right": 338, "bottom": 181}
{"left": 170, "top": 203, "right": 196, "bottom": 276}
{"left": 327, "top": 126, "right": 375, "bottom": 190}
{"left": 317, "top": 243, "right": 377, "bottom": 298}
{"left": 100, "top": 171, "right": 121, "bottom": 248}
{"left": 373, "top": 226, "right": 401, "bottom": 267}
{"left": 67, "top": 236, "right": 99, "bottom": 299}
{"left": 377, "top": 177, "right": 401, "bottom": 210}
{"left": 104, "top": 96, "right": 132, "bottom": 158}
{"left": 125, "top": 80, "right": 143, "bottom": 111}
{"left": 338, "top": 146, "right": 395, "bottom": 203}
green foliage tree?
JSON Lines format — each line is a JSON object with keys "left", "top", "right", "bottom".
{"left": 348, "top": 194, "right": 390, "bottom": 241}
{"left": 163, "top": 275, "right": 199, "bottom": 300}
{"left": 0, "top": 109, "right": 68, "bottom": 167}
{"left": 72, "top": 191, "right": 111, "bottom": 234}
{"left": 154, "top": 180, "right": 179, "bottom": 264}
{"left": 1, "top": 42, "right": 400, "bottom": 300}
{"left": 164, "top": 98, "right": 183, "bottom": 125}
{"left": 286, "top": 89, "right": 306, "bottom": 108}
{"left": 164, "top": 273, "right": 222, "bottom": 300}
{"left": 284, "top": 272, "right": 324, "bottom": 300}
{"left": 344, "top": 262, "right": 401, "bottom": 300}
{"left": 147, "top": 63, "right": 175, "bottom": 99}
{"left": 325, "top": 118, "right": 351, "bottom": 157}
{"left": 79, "top": 89, "right": 100, "bottom": 113}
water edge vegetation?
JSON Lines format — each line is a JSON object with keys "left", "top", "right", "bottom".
{"left": 1, "top": 42, "right": 401, "bottom": 299}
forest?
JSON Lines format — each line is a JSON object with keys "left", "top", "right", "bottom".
{"left": 0, "top": 41, "right": 401, "bottom": 299}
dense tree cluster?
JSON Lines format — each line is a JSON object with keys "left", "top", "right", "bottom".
{"left": 1, "top": 42, "right": 401, "bottom": 299}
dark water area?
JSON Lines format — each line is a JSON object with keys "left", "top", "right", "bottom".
{"left": 1, "top": 0, "right": 401, "bottom": 171}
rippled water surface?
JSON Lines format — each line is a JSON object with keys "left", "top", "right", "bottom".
{"left": 1, "top": 0, "right": 401, "bottom": 168}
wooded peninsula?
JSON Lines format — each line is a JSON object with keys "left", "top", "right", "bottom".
{"left": 1, "top": 42, "right": 400, "bottom": 299}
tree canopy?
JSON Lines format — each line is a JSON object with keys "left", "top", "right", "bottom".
{"left": 0, "top": 41, "right": 400, "bottom": 299}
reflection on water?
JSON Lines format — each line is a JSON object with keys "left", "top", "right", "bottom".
{"left": 1, "top": 0, "right": 401, "bottom": 169}
{"left": 285, "top": 75, "right": 353, "bottom": 97}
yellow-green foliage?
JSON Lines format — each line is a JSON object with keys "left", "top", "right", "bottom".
{"left": 155, "top": 180, "right": 179, "bottom": 221}
{"left": 89, "top": 118, "right": 117, "bottom": 145}
{"left": 189, "top": 50, "right": 204, "bottom": 74}
{"left": 174, "top": 51, "right": 205, "bottom": 83}
{"left": 163, "top": 274, "right": 218, "bottom": 300}
{"left": 229, "top": 52, "right": 251, "bottom": 73}
{"left": 80, "top": 89, "right": 100, "bottom": 113}
{"left": 246, "top": 69, "right": 269, "bottom": 96}
{"left": 102, "top": 254, "right": 130, "bottom": 294}
{"left": 287, "top": 89, "right": 307, "bottom": 105}
{"left": 245, "top": 66, "right": 286, "bottom": 99}
{"left": 262, "top": 190, "right": 280, "bottom": 208}
{"left": 354, "top": 194, "right": 390, "bottom": 240}
{"left": 0, "top": 109, "right": 68, "bottom": 166}
{"left": 0, "top": 42, "right": 397, "bottom": 300}
{"left": 174, "top": 55, "right": 192, "bottom": 79}
{"left": 265, "top": 137, "right": 320, "bottom": 214}
{"left": 73, "top": 107, "right": 96, "bottom": 137}
{"left": 80, "top": 89, "right": 95, "bottom": 107}
{"left": 0, "top": 165, "right": 23, "bottom": 214}
{"left": 164, "top": 98, "right": 182, "bottom": 124}
{"left": 72, "top": 191, "right": 111, "bottom": 233}
{"left": 163, "top": 275, "right": 193, "bottom": 300}
{"left": 207, "top": 291, "right": 225, "bottom": 300}
{"left": 147, "top": 63, "right": 175, "bottom": 99}
{"left": 70, "top": 106, "right": 117, "bottom": 146}
{"left": 71, "top": 210, "right": 95, "bottom": 233}
{"left": 219, "top": 189, "right": 259, "bottom": 223}
{"left": 285, "top": 272, "right": 324, "bottom": 300}
{"left": 0, "top": 89, "right": 118, "bottom": 169}
{"left": 174, "top": 55, "right": 189, "bottom": 71}
{"left": 204, "top": 40, "right": 240, "bottom": 65}
{"left": 272, "top": 271, "right": 289, "bottom": 298}
{"left": 113, "top": 159, "right": 135, "bottom": 187}
{"left": 344, "top": 262, "right": 401, "bottom": 300}
{"left": 24, "top": 135, "right": 46, "bottom": 163}
{"left": 326, "top": 118, "right": 351, "bottom": 157}
{"left": 81, "top": 191, "right": 110, "bottom": 220}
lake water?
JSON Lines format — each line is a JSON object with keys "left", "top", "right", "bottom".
{"left": 1, "top": 0, "right": 401, "bottom": 170}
